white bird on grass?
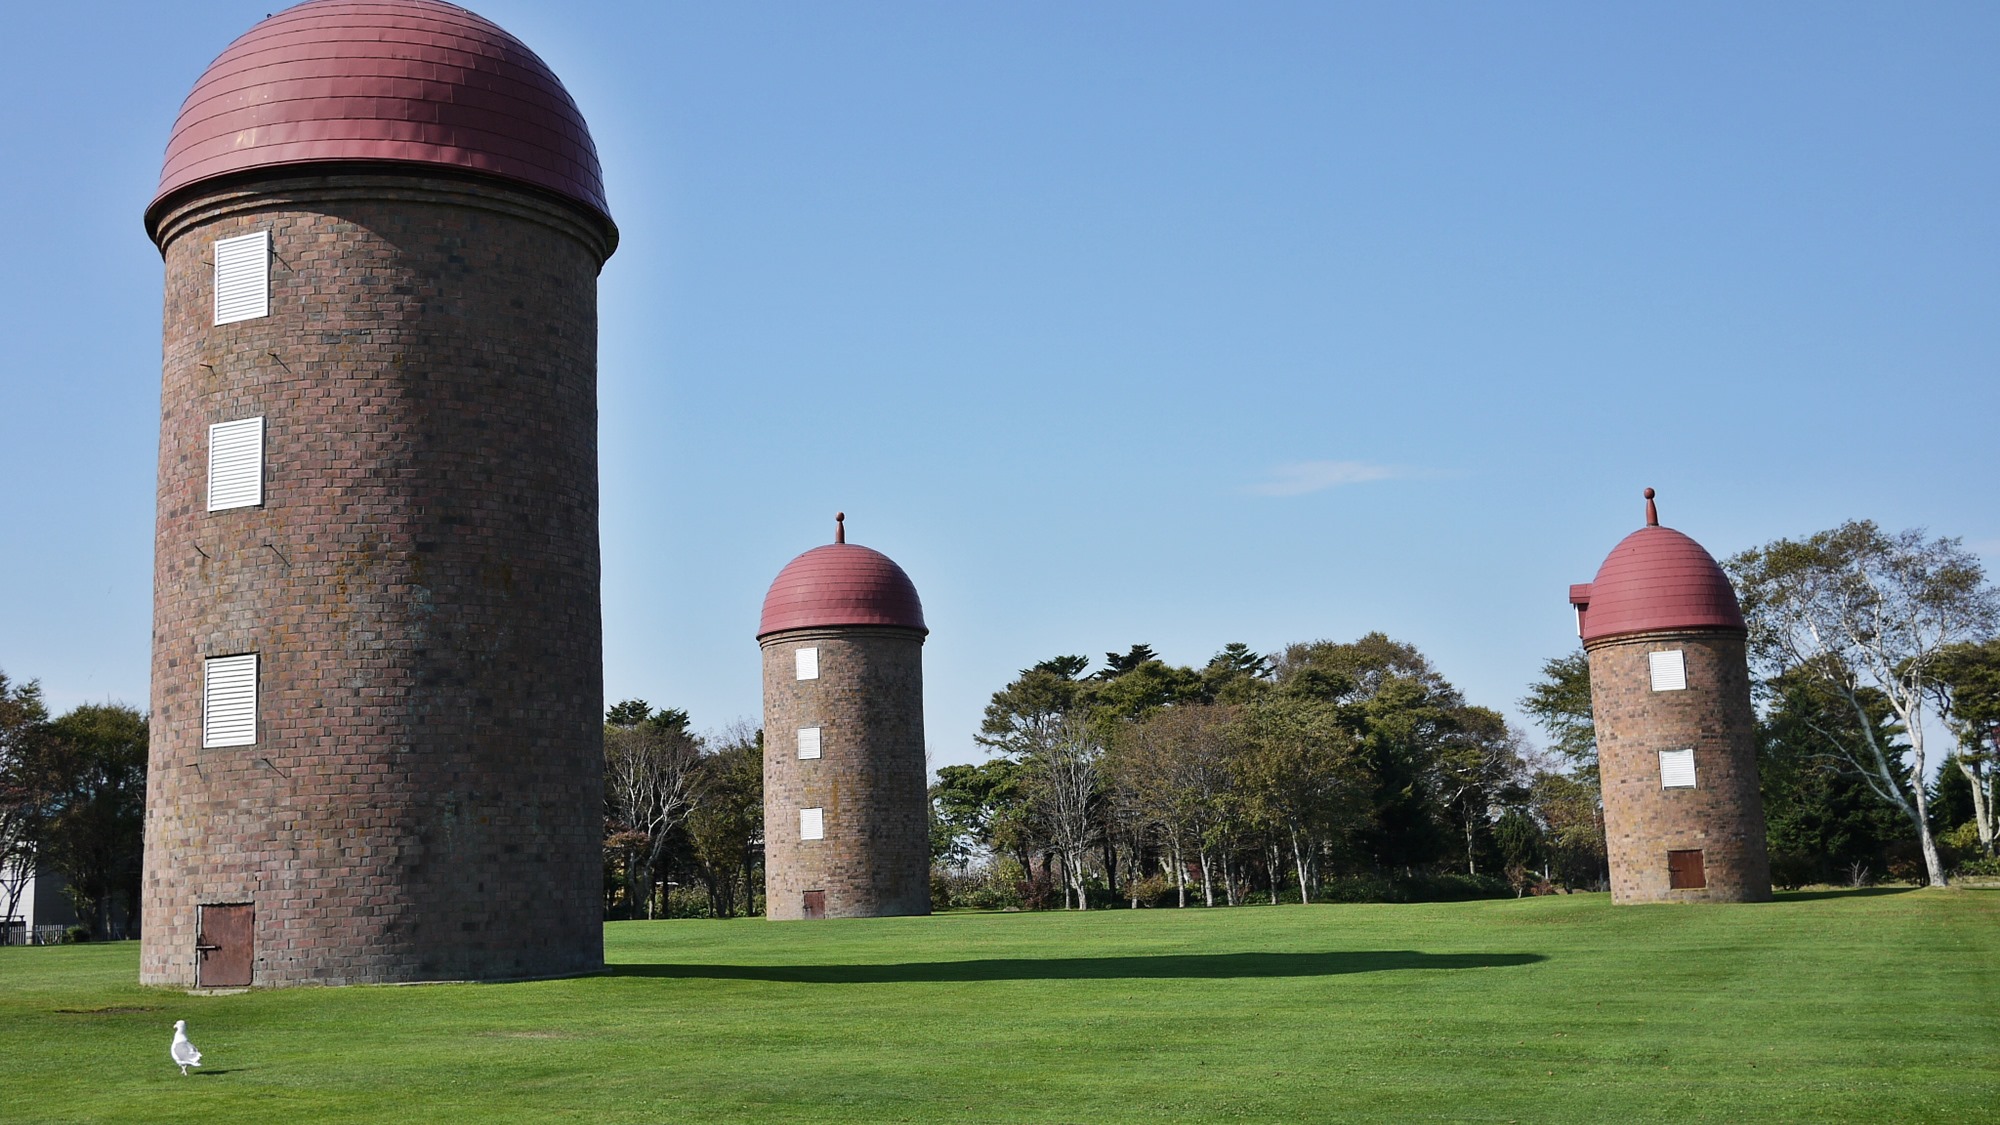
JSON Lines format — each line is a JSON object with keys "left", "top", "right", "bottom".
{"left": 170, "top": 1020, "right": 202, "bottom": 1076}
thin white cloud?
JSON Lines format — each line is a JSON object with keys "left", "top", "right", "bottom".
{"left": 1246, "top": 460, "right": 1402, "bottom": 497}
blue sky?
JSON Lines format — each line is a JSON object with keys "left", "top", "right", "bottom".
{"left": 2, "top": 3, "right": 1995, "bottom": 767}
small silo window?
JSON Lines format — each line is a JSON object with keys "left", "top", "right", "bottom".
{"left": 797, "top": 726, "right": 822, "bottom": 759}
{"left": 1648, "top": 649, "right": 1687, "bottom": 691}
{"left": 202, "top": 653, "right": 259, "bottom": 748}
{"left": 206, "top": 416, "right": 265, "bottom": 512}
{"left": 795, "top": 647, "right": 819, "bottom": 680}
{"left": 799, "top": 807, "right": 825, "bottom": 841}
{"left": 1668, "top": 849, "right": 1706, "bottom": 889}
{"left": 1658, "top": 748, "right": 1697, "bottom": 789}
{"left": 213, "top": 231, "right": 270, "bottom": 325}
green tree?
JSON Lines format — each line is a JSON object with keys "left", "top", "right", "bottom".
{"left": 1201, "top": 643, "right": 1273, "bottom": 704}
{"left": 1278, "top": 635, "right": 1458, "bottom": 872}
{"left": 1025, "top": 712, "right": 1102, "bottom": 910}
{"left": 1932, "top": 639, "right": 2000, "bottom": 854}
{"left": 1094, "top": 645, "right": 1159, "bottom": 679}
{"left": 0, "top": 672, "right": 52, "bottom": 932}
{"left": 1757, "top": 671, "right": 1911, "bottom": 886}
{"left": 1111, "top": 703, "right": 1238, "bottom": 906}
{"left": 976, "top": 660, "right": 1089, "bottom": 758}
{"left": 687, "top": 725, "right": 763, "bottom": 917}
{"left": 1518, "top": 652, "right": 1605, "bottom": 889}
{"left": 40, "top": 703, "right": 148, "bottom": 939}
{"left": 1089, "top": 659, "right": 1204, "bottom": 724}
{"left": 603, "top": 701, "right": 704, "bottom": 919}
{"left": 1431, "top": 706, "right": 1529, "bottom": 876}
{"left": 1520, "top": 651, "right": 1596, "bottom": 776}
{"left": 605, "top": 698, "right": 654, "bottom": 727}
{"left": 1229, "top": 695, "right": 1365, "bottom": 903}
{"left": 1932, "top": 760, "right": 1976, "bottom": 837}
{"left": 1729, "top": 522, "right": 1999, "bottom": 886}
{"left": 932, "top": 758, "right": 1036, "bottom": 873}
{"left": 1492, "top": 807, "right": 1546, "bottom": 889}
{"left": 1528, "top": 768, "right": 1607, "bottom": 891}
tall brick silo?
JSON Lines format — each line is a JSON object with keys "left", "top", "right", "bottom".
{"left": 1569, "top": 489, "right": 1772, "bottom": 904}
{"left": 140, "top": 0, "right": 617, "bottom": 986}
{"left": 759, "top": 515, "right": 931, "bottom": 920}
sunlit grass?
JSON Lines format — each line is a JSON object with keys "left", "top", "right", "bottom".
{"left": 2, "top": 889, "right": 1995, "bottom": 1123}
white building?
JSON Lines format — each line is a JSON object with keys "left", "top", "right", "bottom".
{"left": 1, "top": 862, "right": 77, "bottom": 945}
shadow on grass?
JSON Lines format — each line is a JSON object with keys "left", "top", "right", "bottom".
{"left": 1774, "top": 887, "right": 1920, "bottom": 903}
{"left": 608, "top": 950, "right": 1544, "bottom": 984}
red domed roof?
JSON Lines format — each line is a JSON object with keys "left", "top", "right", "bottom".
{"left": 147, "top": 0, "right": 609, "bottom": 235}
{"left": 1569, "top": 490, "right": 1744, "bottom": 645}
{"left": 759, "top": 518, "right": 926, "bottom": 638}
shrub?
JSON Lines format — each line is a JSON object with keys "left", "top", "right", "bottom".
{"left": 1123, "top": 873, "right": 1175, "bottom": 907}
{"left": 1884, "top": 840, "right": 1930, "bottom": 884}
{"left": 1016, "top": 871, "right": 1062, "bottom": 911}
{"left": 929, "top": 860, "right": 1030, "bottom": 911}
{"left": 1316, "top": 872, "right": 1511, "bottom": 904}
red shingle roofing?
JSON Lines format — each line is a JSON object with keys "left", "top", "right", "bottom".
{"left": 759, "top": 542, "right": 927, "bottom": 639}
{"left": 1570, "top": 492, "right": 1744, "bottom": 644}
{"left": 147, "top": 0, "right": 608, "bottom": 233}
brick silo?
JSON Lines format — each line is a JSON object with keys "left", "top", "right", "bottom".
{"left": 759, "top": 515, "right": 931, "bottom": 920}
{"left": 1569, "top": 489, "right": 1772, "bottom": 904}
{"left": 139, "top": 0, "right": 617, "bottom": 985}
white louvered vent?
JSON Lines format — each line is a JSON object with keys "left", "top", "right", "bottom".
{"left": 213, "top": 231, "right": 270, "bottom": 325}
{"left": 1659, "top": 748, "right": 1697, "bottom": 789}
{"left": 1649, "top": 649, "right": 1688, "bottom": 692}
{"left": 207, "top": 416, "right": 265, "bottom": 512}
{"left": 795, "top": 646, "right": 819, "bottom": 680}
{"left": 203, "top": 653, "right": 258, "bottom": 748}
{"left": 799, "top": 807, "right": 825, "bottom": 841}
{"left": 797, "top": 726, "right": 822, "bottom": 760}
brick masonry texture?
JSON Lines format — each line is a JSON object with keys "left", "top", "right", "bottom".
{"left": 141, "top": 172, "right": 613, "bottom": 985}
{"left": 1587, "top": 630, "right": 1772, "bottom": 904}
{"left": 761, "top": 627, "right": 931, "bottom": 920}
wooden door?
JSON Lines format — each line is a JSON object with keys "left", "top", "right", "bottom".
{"left": 196, "top": 903, "right": 254, "bottom": 987}
{"left": 802, "top": 890, "right": 826, "bottom": 920}
{"left": 1667, "top": 849, "right": 1706, "bottom": 890}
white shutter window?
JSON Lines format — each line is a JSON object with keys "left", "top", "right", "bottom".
{"left": 795, "top": 647, "right": 819, "bottom": 680}
{"left": 1649, "top": 650, "right": 1688, "bottom": 692}
{"left": 213, "top": 231, "right": 270, "bottom": 325}
{"left": 203, "top": 654, "right": 258, "bottom": 748}
{"left": 206, "top": 416, "right": 265, "bottom": 512}
{"left": 1659, "top": 748, "right": 1697, "bottom": 789}
{"left": 797, "top": 726, "right": 822, "bottom": 760}
{"left": 799, "top": 807, "right": 825, "bottom": 841}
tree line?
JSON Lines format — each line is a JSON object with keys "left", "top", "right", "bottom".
{"left": 936, "top": 519, "right": 2000, "bottom": 909}
{"left": 1729, "top": 521, "right": 1997, "bottom": 885}
{"left": 0, "top": 673, "right": 147, "bottom": 941}
{"left": 931, "top": 636, "right": 1598, "bottom": 910}
{"left": 599, "top": 701, "right": 765, "bottom": 920}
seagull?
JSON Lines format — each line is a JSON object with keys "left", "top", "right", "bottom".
{"left": 171, "top": 1020, "right": 202, "bottom": 1076}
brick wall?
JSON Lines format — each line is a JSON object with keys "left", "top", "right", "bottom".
{"left": 141, "top": 173, "right": 612, "bottom": 985}
{"left": 760, "top": 627, "right": 931, "bottom": 920}
{"left": 1588, "top": 630, "right": 1773, "bottom": 904}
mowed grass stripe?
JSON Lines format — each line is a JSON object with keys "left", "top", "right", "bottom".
{"left": 1, "top": 889, "right": 1994, "bottom": 1123}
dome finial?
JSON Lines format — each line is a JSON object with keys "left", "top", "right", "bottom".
{"left": 835, "top": 512, "right": 846, "bottom": 544}
{"left": 1644, "top": 487, "right": 1658, "bottom": 527}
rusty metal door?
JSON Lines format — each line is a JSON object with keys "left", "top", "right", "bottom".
{"left": 1667, "top": 849, "right": 1706, "bottom": 890}
{"left": 802, "top": 890, "right": 826, "bottom": 920}
{"left": 196, "top": 903, "right": 254, "bottom": 987}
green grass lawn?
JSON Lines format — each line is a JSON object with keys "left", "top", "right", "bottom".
{"left": 2, "top": 889, "right": 1996, "bottom": 1123}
